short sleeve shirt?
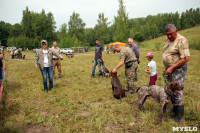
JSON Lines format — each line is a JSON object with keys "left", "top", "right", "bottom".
{"left": 52, "top": 46, "right": 60, "bottom": 59}
{"left": 120, "top": 47, "right": 137, "bottom": 63}
{"left": 162, "top": 33, "right": 190, "bottom": 68}
{"left": 95, "top": 44, "right": 103, "bottom": 59}
{"left": 148, "top": 61, "right": 157, "bottom": 76}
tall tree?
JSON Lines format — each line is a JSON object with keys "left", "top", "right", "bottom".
{"left": 84, "top": 28, "right": 95, "bottom": 46}
{"left": 112, "top": 0, "right": 129, "bottom": 42}
{"left": 10, "top": 23, "right": 22, "bottom": 37}
{"left": 94, "top": 13, "right": 110, "bottom": 44}
{"left": 68, "top": 12, "right": 86, "bottom": 43}
{"left": 21, "top": 7, "right": 34, "bottom": 38}
{"left": 0, "top": 21, "right": 11, "bottom": 46}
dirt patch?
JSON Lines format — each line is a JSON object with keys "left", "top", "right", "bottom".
{"left": 40, "top": 110, "right": 48, "bottom": 117}
{"left": 24, "top": 125, "right": 54, "bottom": 133}
{"left": 76, "top": 111, "right": 91, "bottom": 117}
{"left": 104, "top": 123, "right": 123, "bottom": 132}
{"left": 91, "top": 102, "right": 101, "bottom": 107}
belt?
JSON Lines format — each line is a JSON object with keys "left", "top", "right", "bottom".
{"left": 53, "top": 58, "right": 59, "bottom": 60}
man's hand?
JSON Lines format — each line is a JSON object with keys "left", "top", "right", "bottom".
{"left": 112, "top": 68, "right": 117, "bottom": 73}
{"left": 92, "top": 58, "right": 94, "bottom": 62}
{"left": 166, "top": 67, "right": 173, "bottom": 75}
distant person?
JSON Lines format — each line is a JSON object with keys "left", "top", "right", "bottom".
{"left": 127, "top": 37, "right": 139, "bottom": 81}
{"left": 104, "top": 44, "right": 107, "bottom": 53}
{"left": 163, "top": 24, "right": 190, "bottom": 122}
{"left": 145, "top": 52, "right": 157, "bottom": 86}
{"left": 26, "top": 48, "right": 28, "bottom": 52}
{"left": 14, "top": 49, "right": 18, "bottom": 58}
{"left": 18, "top": 48, "right": 22, "bottom": 59}
{"left": 52, "top": 41, "right": 62, "bottom": 78}
{"left": 35, "top": 40, "right": 63, "bottom": 93}
{"left": 0, "top": 45, "right": 5, "bottom": 100}
{"left": 112, "top": 44, "right": 138, "bottom": 93}
{"left": 11, "top": 49, "right": 15, "bottom": 59}
{"left": 91, "top": 38, "right": 104, "bottom": 78}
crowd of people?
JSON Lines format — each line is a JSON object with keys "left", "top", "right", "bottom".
{"left": 91, "top": 24, "right": 190, "bottom": 123}
{"left": 0, "top": 23, "right": 191, "bottom": 124}
{"left": 32, "top": 24, "right": 190, "bottom": 123}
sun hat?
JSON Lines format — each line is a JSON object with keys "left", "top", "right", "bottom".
{"left": 146, "top": 52, "right": 153, "bottom": 57}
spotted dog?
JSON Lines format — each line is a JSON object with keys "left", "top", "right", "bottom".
{"left": 135, "top": 81, "right": 182, "bottom": 122}
{"left": 99, "top": 59, "right": 110, "bottom": 77}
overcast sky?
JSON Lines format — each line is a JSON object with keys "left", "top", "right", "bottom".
{"left": 0, "top": 0, "right": 200, "bottom": 30}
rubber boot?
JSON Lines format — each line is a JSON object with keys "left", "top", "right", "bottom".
{"left": 174, "top": 106, "right": 184, "bottom": 123}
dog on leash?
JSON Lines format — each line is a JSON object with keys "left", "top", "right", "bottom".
{"left": 22, "top": 55, "right": 25, "bottom": 60}
{"left": 135, "top": 81, "right": 182, "bottom": 122}
{"left": 111, "top": 72, "right": 126, "bottom": 100}
{"left": 99, "top": 59, "right": 110, "bottom": 77}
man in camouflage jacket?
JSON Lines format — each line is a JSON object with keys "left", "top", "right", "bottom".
{"left": 112, "top": 44, "right": 138, "bottom": 93}
{"left": 163, "top": 24, "right": 190, "bottom": 122}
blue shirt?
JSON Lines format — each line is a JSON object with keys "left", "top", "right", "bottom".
{"left": 148, "top": 61, "right": 157, "bottom": 76}
{"left": 129, "top": 43, "right": 140, "bottom": 63}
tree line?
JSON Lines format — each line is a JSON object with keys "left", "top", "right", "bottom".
{"left": 0, "top": 0, "right": 200, "bottom": 49}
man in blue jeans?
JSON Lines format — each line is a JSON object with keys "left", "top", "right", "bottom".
{"left": 91, "top": 38, "right": 104, "bottom": 78}
{"left": 35, "top": 40, "right": 63, "bottom": 93}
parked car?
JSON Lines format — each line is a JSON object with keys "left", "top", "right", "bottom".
{"left": 60, "top": 48, "right": 74, "bottom": 54}
{"left": 32, "top": 49, "right": 36, "bottom": 53}
{"left": 7, "top": 46, "right": 17, "bottom": 52}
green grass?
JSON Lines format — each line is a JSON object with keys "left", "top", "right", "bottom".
{"left": 1, "top": 26, "right": 200, "bottom": 132}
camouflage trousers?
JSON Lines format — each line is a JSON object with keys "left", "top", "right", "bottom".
{"left": 166, "top": 63, "right": 187, "bottom": 106}
{"left": 125, "top": 61, "right": 138, "bottom": 91}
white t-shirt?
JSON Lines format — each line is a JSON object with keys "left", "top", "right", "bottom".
{"left": 43, "top": 50, "right": 49, "bottom": 67}
{"left": 148, "top": 60, "right": 157, "bottom": 76}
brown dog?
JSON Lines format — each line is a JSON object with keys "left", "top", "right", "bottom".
{"left": 135, "top": 81, "right": 182, "bottom": 122}
{"left": 111, "top": 72, "right": 126, "bottom": 100}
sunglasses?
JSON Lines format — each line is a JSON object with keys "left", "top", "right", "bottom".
{"left": 42, "top": 43, "right": 47, "bottom": 45}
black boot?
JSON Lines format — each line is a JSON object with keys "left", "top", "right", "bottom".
{"left": 174, "top": 106, "right": 184, "bottom": 122}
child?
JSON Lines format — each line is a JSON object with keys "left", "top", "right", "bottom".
{"left": 145, "top": 52, "right": 157, "bottom": 86}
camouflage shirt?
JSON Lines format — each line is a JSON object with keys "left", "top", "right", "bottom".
{"left": 52, "top": 46, "right": 61, "bottom": 59}
{"left": 120, "top": 47, "right": 137, "bottom": 63}
{"left": 162, "top": 33, "right": 190, "bottom": 68}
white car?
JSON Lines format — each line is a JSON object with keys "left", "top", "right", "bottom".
{"left": 60, "top": 48, "right": 74, "bottom": 54}
{"left": 7, "top": 46, "right": 17, "bottom": 52}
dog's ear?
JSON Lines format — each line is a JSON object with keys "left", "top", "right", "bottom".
{"left": 175, "top": 82, "right": 182, "bottom": 91}
{"left": 167, "top": 82, "right": 173, "bottom": 93}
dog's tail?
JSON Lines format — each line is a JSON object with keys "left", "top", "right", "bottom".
{"left": 135, "top": 87, "right": 141, "bottom": 93}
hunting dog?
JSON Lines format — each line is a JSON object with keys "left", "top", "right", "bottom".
{"left": 22, "top": 55, "right": 25, "bottom": 60}
{"left": 99, "top": 59, "right": 110, "bottom": 77}
{"left": 135, "top": 81, "right": 182, "bottom": 122}
{"left": 111, "top": 72, "right": 126, "bottom": 99}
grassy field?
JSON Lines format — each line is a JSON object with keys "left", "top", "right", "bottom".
{"left": 0, "top": 26, "right": 200, "bottom": 133}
